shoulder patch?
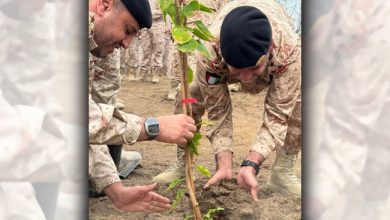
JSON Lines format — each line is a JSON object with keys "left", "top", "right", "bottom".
{"left": 206, "top": 72, "right": 222, "bottom": 85}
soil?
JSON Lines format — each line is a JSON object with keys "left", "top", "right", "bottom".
{"left": 89, "top": 77, "right": 301, "bottom": 220}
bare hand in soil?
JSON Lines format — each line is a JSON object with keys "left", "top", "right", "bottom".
{"left": 204, "top": 170, "right": 233, "bottom": 188}
{"left": 237, "top": 166, "right": 259, "bottom": 201}
{"left": 104, "top": 182, "right": 172, "bottom": 212}
{"left": 156, "top": 114, "right": 196, "bottom": 144}
{"left": 204, "top": 151, "right": 233, "bottom": 188}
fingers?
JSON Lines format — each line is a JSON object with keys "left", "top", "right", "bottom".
{"left": 150, "top": 191, "right": 171, "bottom": 204}
{"left": 181, "top": 114, "right": 195, "bottom": 124}
{"left": 250, "top": 186, "right": 259, "bottom": 201}
{"left": 187, "top": 123, "right": 197, "bottom": 133}
{"left": 184, "top": 131, "right": 194, "bottom": 140}
{"left": 178, "top": 137, "right": 189, "bottom": 145}
{"left": 180, "top": 115, "right": 196, "bottom": 133}
{"left": 237, "top": 169, "right": 259, "bottom": 201}
{"left": 144, "top": 201, "right": 171, "bottom": 212}
{"left": 141, "top": 193, "right": 172, "bottom": 213}
{"left": 204, "top": 173, "right": 222, "bottom": 189}
{"left": 142, "top": 183, "right": 157, "bottom": 192}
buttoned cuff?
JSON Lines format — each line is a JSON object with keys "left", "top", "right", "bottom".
{"left": 212, "top": 136, "right": 233, "bottom": 155}
{"left": 123, "top": 114, "right": 143, "bottom": 144}
{"left": 250, "top": 142, "right": 272, "bottom": 160}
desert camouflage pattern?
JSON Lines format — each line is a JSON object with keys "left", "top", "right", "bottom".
{"left": 88, "top": 13, "right": 142, "bottom": 192}
{"left": 91, "top": 49, "right": 121, "bottom": 105}
{"left": 174, "top": 0, "right": 301, "bottom": 158}
{"left": 138, "top": 0, "right": 166, "bottom": 80}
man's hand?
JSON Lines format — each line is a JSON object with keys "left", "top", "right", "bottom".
{"left": 237, "top": 166, "right": 259, "bottom": 201}
{"left": 204, "top": 151, "right": 233, "bottom": 188}
{"left": 236, "top": 151, "right": 264, "bottom": 201}
{"left": 156, "top": 114, "right": 196, "bottom": 145}
{"left": 104, "top": 182, "right": 171, "bottom": 212}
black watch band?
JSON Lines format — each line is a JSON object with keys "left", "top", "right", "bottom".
{"left": 241, "top": 160, "right": 260, "bottom": 175}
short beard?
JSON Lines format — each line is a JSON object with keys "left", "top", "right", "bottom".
{"left": 90, "top": 47, "right": 106, "bottom": 58}
{"left": 90, "top": 21, "right": 111, "bottom": 58}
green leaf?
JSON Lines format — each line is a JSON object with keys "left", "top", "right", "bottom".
{"left": 183, "top": 0, "right": 200, "bottom": 17}
{"left": 199, "top": 3, "right": 215, "bottom": 13}
{"left": 196, "top": 165, "right": 211, "bottom": 177}
{"left": 167, "top": 178, "right": 185, "bottom": 191}
{"left": 172, "top": 26, "right": 193, "bottom": 44}
{"left": 203, "top": 207, "right": 225, "bottom": 220}
{"left": 167, "top": 4, "right": 177, "bottom": 24}
{"left": 192, "top": 27, "right": 213, "bottom": 41}
{"left": 197, "top": 119, "right": 215, "bottom": 127}
{"left": 188, "top": 132, "right": 202, "bottom": 155}
{"left": 196, "top": 42, "right": 211, "bottom": 59}
{"left": 170, "top": 188, "right": 186, "bottom": 212}
{"left": 159, "top": 0, "right": 172, "bottom": 10}
{"left": 194, "top": 20, "right": 214, "bottom": 39}
{"left": 159, "top": 0, "right": 173, "bottom": 21}
{"left": 187, "top": 67, "right": 194, "bottom": 84}
{"left": 176, "top": 39, "right": 198, "bottom": 53}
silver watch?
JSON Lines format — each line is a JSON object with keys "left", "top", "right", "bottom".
{"left": 144, "top": 117, "right": 160, "bottom": 140}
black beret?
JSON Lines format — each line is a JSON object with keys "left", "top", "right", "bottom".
{"left": 220, "top": 6, "right": 272, "bottom": 68}
{"left": 121, "top": 0, "right": 152, "bottom": 29}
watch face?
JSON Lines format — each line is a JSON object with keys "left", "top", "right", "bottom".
{"left": 148, "top": 124, "right": 159, "bottom": 134}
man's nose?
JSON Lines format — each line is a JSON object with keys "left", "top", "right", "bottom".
{"left": 121, "top": 35, "right": 133, "bottom": 49}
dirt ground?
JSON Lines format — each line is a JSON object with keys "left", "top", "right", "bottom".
{"left": 89, "top": 77, "right": 301, "bottom": 220}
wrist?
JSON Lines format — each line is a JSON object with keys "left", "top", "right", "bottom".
{"left": 144, "top": 117, "right": 160, "bottom": 140}
{"left": 104, "top": 182, "right": 124, "bottom": 204}
{"left": 246, "top": 151, "right": 265, "bottom": 165}
{"left": 241, "top": 160, "right": 260, "bottom": 175}
{"left": 137, "top": 117, "right": 148, "bottom": 141}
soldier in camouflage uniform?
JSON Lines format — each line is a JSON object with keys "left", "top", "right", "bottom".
{"left": 139, "top": 0, "right": 165, "bottom": 83}
{"left": 120, "top": 36, "right": 141, "bottom": 81}
{"left": 89, "top": 0, "right": 197, "bottom": 212}
{"left": 154, "top": 0, "right": 301, "bottom": 200}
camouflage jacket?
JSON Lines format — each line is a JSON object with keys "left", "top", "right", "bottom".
{"left": 195, "top": 0, "right": 301, "bottom": 159}
{"left": 88, "top": 12, "right": 142, "bottom": 192}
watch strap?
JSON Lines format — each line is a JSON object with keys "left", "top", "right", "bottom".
{"left": 241, "top": 160, "right": 260, "bottom": 175}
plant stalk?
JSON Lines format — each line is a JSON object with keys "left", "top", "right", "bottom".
{"left": 174, "top": 0, "right": 202, "bottom": 219}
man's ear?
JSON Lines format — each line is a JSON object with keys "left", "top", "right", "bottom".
{"left": 96, "top": 0, "right": 114, "bottom": 16}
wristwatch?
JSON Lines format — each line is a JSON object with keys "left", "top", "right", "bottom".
{"left": 144, "top": 117, "right": 160, "bottom": 140}
{"left": 241, "top": 160, "right": 260, "bottom": 175}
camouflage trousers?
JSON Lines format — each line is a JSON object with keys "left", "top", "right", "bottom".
{"left": 120, "top": 36, "right": 140, "bottom": 78}
{"left": 140, "top": 17, "right": 166, "bottom": 76}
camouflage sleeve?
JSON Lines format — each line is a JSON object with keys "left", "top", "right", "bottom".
{"left": 90, "top": 49, "right": 121, "bottom": 105}
{"left": 195, "top": 51, "right": 234, "bottom": 155}
{"left": 89, "top": 144, "right": 120, "bottom": 193}
{"left": 89, "top": 95, "right": 143, "bottom": 145}
{"left": 251, "top": 50, "right": 301, "bottom": 159}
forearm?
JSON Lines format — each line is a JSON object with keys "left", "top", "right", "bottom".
{"left": 89, "top": 96, "right": 143, "bottom": 145}
{"left": 89, "top": 144, "right": 121, "bottom": 192}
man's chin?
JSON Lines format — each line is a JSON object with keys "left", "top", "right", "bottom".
{"left": 90, "top": 48, "right": 109, "bottom": 58}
